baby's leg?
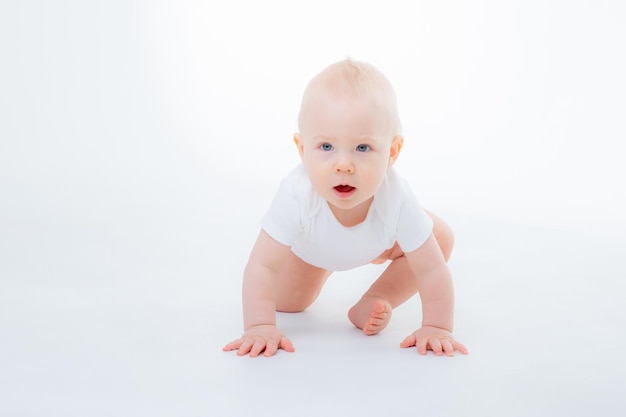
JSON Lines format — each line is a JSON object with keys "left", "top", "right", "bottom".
{"left": 425, "top": 210, "right": 455, "bottom": 262}
{"left": 275, "top": 250, "right": 332, "bottom": 313}
{"left": 348, "top": 211, "right": 454, "bottom": 335}
{"left": 348, "top": 255, "right": 415, "bottom": 335}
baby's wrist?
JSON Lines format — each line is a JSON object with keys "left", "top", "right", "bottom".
{"left": 421, "top": 322, "right": 453, "bottom": 333}
{"left": 244, "top": 322, "right": 276, "bottom": 331}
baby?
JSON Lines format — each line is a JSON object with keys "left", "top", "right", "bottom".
{"left": 223, "top": 59, "right": 468, "bottom": 358}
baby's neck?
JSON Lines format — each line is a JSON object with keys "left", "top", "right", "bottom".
{"left": 327, "top": 197, "right": 374, "bottom": 227}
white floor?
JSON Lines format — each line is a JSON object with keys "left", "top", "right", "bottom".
{"left": 1, "top": 188, "right": 625, "bottom": 416}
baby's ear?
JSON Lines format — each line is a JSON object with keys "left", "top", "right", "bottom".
{"left": 294, "top": 133, "right": 305, "bottom": 159}
{"left": 388, "top": 135, "right": 404, "bottom": 167}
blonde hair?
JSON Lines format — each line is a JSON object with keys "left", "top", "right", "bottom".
{"left": 298, "top": 59, "right": 402, "bottom": 136}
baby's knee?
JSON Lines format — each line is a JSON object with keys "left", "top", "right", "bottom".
{"left": 275, "top": 301, "right": 309, "bottom": 313}
{"left": 275, "top": 292, "right": 319, "bottom": 313}
{"left": 437, "top": 225, "right": 454, "bottom": 261}
{"left": 428, "top": 212, "right": 454, "bottom": 261}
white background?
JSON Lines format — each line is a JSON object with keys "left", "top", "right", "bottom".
{"left": 1, "top": 1, "right": 625, "bottom": 416}
{"left": 2, "top": 1, "right": 625, "bottom": 236}
{"left": 134, "top": 0, "right": 626, "bottom": 238}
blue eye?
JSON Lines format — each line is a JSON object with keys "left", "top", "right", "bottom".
{"left": 321, "top": 143, "right": 333, "bottom": 151}
{"left": 356, "top": 144, "right": 370, "bottom": 152}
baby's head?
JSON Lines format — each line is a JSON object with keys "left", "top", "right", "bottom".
{"left": 297, "top": 59, "right": 402, "bottom": 140}
{"left": 294, "top": 60, "right": 405, "bottom": 215}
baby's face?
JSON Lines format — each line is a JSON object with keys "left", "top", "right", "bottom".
{"left": 295, "top": 90, "right": 401, "bottom": 214}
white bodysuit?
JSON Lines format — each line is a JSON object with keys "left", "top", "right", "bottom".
{"left": 261, "top": 164, "right": 433, "bottom": 271}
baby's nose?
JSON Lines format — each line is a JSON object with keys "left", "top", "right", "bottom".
{"left": 334, "top": 161, "right": 354, "bottom": 174}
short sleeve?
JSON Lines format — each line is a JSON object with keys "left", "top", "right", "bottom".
{"left": 395, "top": 188, "right": 434, "bottom": 253}
{"left": 260, "top": 176, "right": 303, "bottom": 247}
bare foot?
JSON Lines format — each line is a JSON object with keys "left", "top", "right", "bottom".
{"left": 348, "top": 298, "right": 392, "bottom": 336}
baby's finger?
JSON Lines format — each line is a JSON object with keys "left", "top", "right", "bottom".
{"left": 222, "top": 339, "right": 241, "bottom": 352}
{"left": 416, "top": 338, "right": 429, "bottom": 355}
{"left": 279, "top": 336, "right": 295, "bottom": 353}
{"left": 249, "top": 339, "right": 267, "bottom": 357}
{"left": 264, "top": 340, "right": 279, "bottom": 357}
{"left": 441, "top": 339, "right": 455, "bottom": 357}
{"left": 452, "top": 340, "right": 469, "bottom": 355}
{"left": 429, "top": 338, "right": 443, "bottom": 356}
{"left": 399, "top": 334, "right": 417, "bottom": 349}
{"left": 237, "top": 340, "right": 254, "bottom": 356}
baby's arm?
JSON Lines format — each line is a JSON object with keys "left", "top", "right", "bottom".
{"left": 400, "top": 234, "right": 468, "bottom": 356}
{"left": 222, "top": 230, "right": 295, "bottom": 357}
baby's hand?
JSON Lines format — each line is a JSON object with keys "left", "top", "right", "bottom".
{"left": 400, "top": 326, "right": 468, "bottom": 356}
{"left": 223, "top": 325, "right": 295, "bottom": 357}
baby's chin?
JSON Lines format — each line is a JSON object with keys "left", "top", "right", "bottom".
{"left": 327, "top": 195, "right": 374, "bottom": 210}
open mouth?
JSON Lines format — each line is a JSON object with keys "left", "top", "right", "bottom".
{"left": 334, "top": 185, "right": 356, "bottom": 195}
